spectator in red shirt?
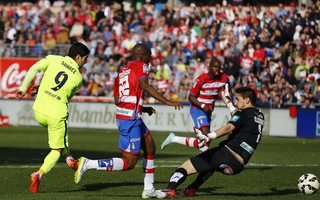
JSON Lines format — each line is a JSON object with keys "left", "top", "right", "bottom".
{"left": 253, "top": 43, "right": 266, "bottom": 75}
{"left": 240, "top": 49, "right": 254, "bottom": 76}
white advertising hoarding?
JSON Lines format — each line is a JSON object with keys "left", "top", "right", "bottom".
{"left": 0, "top": 99, "right": 295, "bottom": 137}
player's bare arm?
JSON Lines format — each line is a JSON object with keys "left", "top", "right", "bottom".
{"left": 139, "top": 78, "right": 183, "bottom": 110}
{"left": 114, "top": 95, "right": 119, "bottom": 105}
{"left": 196, "top": 123, "right": 235, "bottom": 148}
{"left": 214, "top": 123, "right": 235, "bottom": 138}
{"left": 188, "top": 94, "right": 212, "bottom": 112}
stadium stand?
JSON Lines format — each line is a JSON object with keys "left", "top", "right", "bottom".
{"left": 0, "top": 0, "right": 319, "bottom": 109}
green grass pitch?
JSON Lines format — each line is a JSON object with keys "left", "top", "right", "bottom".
{"left": 0, "top": 126, "right": 319, "bottom": 200}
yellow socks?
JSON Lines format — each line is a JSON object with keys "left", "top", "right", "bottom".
{"left": 39, "top": 150, "right": 60, "bottom": 174}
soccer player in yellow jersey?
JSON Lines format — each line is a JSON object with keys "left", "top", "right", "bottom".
{"left": 16, "top": 42, "right": 90, "bottom": 193}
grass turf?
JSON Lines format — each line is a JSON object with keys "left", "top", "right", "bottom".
{"left": 0, "top": 126, "right": 320, "bottom": 200}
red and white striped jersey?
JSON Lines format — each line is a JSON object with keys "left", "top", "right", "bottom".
{"left": 240, "top": 56, "right": 254, "bottom": 70}
{"left": 189, "top": 72, "right": 229, "bottom": 109}
{"left": 114, "top": 61, "right": 149, "bottom": 120}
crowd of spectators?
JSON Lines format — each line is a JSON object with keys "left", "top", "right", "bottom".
{"left": 0, "top": 0, "right": 320, "bottom": 109}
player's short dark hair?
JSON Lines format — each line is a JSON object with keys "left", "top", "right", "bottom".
{"left": 209, "top": 56, "right": 221, "bottom": 67}
{"left": 235, "top": 87, "right": 257, "bottom": 105}
{"left": 68, "top": 42, "right": 90, "bottom": 59}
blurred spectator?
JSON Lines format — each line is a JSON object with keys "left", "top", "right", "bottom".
{"left": 0, "top": 1, "right": 318, "bottom": 109}
{"left": 294, "top": 59, "right": 310, "bottom": 80}
{"left": 301, "top": 97, "right": 315, "bottom": 109}
{"left": 285, "top": 66, "right": 297, "bottom": 85}
{"left": 256, "top": 93, "right": 270, "bottom": 108}
{"left": 271, "top": 95, "right": 284, "bottom": 108}
{"left": 69, "top": 20, "right": 84, "bottom": 39}
{"left": 94, "top": 84, "right": 106, "bottom": 97}
{"left": 282, "top": 87, "right": 298, "bottom": 104}
{"left": 155, "top": 63, "right": 170, "bottom": 80}
{"left": 313, "top": 78, "right": 320, "bottom": 103}
{"left": 43, "top": 31, "right": 56, "bottom": 54}
{"left": 108, "top": 65, "right": 118, "bottom": 80}
{"left": 240, "top": 49, "right": 254, "bottom": 76}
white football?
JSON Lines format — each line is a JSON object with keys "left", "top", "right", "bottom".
{"left": 297, "top": 173, "right": 320, "bottom": 195}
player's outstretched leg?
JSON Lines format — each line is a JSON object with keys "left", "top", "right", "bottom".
{"left": 74, "top": 157, "right": 88, "bottom": 184}
{"left": 160, "top": 132, "right": 175, "bottom": 150}
{"left": 29, "top": 172, "right": 42, "bottom": 193}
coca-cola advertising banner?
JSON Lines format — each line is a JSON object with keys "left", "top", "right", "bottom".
{"left": 0, "top": 58, "right": 40, "bottom": 98}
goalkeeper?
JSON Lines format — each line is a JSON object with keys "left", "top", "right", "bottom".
{"left": 162, "top": 86, "right": 265, "bottom": 198}
{"left": 16, "top": 42, "right": 90, "bottom": 193}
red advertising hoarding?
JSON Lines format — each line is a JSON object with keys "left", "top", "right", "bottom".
{"left": 0, "top": 115, "right": 9, "bottom": 126}
{"left": 0, "top": 58, "right": 40, "bottom": 98}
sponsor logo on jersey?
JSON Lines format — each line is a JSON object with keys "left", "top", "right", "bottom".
{"left": 44, "top": 89, "right": 61, "bottom": 100}
{"left": 202, "top": 82, "right": 225, "bottom": 88}
{"left": 230, "top": 115, "right": 240, "bottom": 122}
{"left": 240, "top": 142, "right": 254, "bottom": 154}
{"left": 116, "top": 107, "right": 130, "bottom": 115}
{"left": 119, "top": 69, "right": 131, "bottom": 78}
{"left": 254, "top": 116, "right": 264, "bottom": 125}
{"left": 200, "top": 90, "right": 219, "bottom": 95}
{"left": 143, "top": 64, "right": 149, "bottom": 73}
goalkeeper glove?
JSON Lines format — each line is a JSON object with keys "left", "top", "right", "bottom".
{"left": 221, "top": 83, "right": 236, "bottom": 112}
{"left": 194, "top": 128, "right": 217, "bottom": 148}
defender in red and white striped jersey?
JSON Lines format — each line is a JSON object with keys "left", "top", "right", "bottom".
{"left": 161, "top": 57, "right": 232, "bottom": 152}
{"left": 113, "top": 60, "right": 149, "bottom": 120}
{"left": 74, "top": 44, "right": 183, "bottom": 199}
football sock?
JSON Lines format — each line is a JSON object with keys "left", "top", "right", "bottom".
{"left": 38, "top": 170, "right": 44, "bottom": 179}
{"left": 187, "top": 170, "right": 214, "bottom": 189}
{"left": 66, "top": 155, "right": 74, "bottom": 161}
{"left": 40, "top": 150, "right": 60, "bottom": 174}
{"left": 166, "top": 168, "right": 187, "bottom": 190}
{"left": 142, "top": 154, "right": 155, "bottom": 191}
{"left": 88, "top": 158, "right": 127, "bottom": 171}
{"left": 172, "top": 136, "right": 199, "bottom": 148}
{"left": 61, "top": 147, "right": 70, "bottom": 157}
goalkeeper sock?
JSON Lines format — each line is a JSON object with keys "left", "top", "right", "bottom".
{"left": 40, "top": 150, "right": 60, "bottom": 174}
{"left": 167, "top": 168, "right": 187, "bottom": 190}
{"left": 187, "top": 170, "right": 214, "bottom": 189}
{"left": 142, "top": 154, "right": 155, "bottom": 191}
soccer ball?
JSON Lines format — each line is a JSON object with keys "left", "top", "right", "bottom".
{"left": 297, "top": 173, "right": 320, "bottom": 195}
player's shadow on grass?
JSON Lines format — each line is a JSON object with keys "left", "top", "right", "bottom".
{"left": 82, "top": 182, "right": 143, "bottom": 191}
{"left": 0, "top": 147, "right": 123, "bottom": 164}
{"left": 198, "top": 187, "right": 299, "bottom": 197}
{"left": 0, "top": 147, "right": 192, "bottom": 164}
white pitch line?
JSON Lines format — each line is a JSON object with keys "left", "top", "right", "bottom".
{"left": 247, "top": 163, "right": 319, "bottom": 167}
{"left": 0, "top": 163, "right": 318, "bottom": 169}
